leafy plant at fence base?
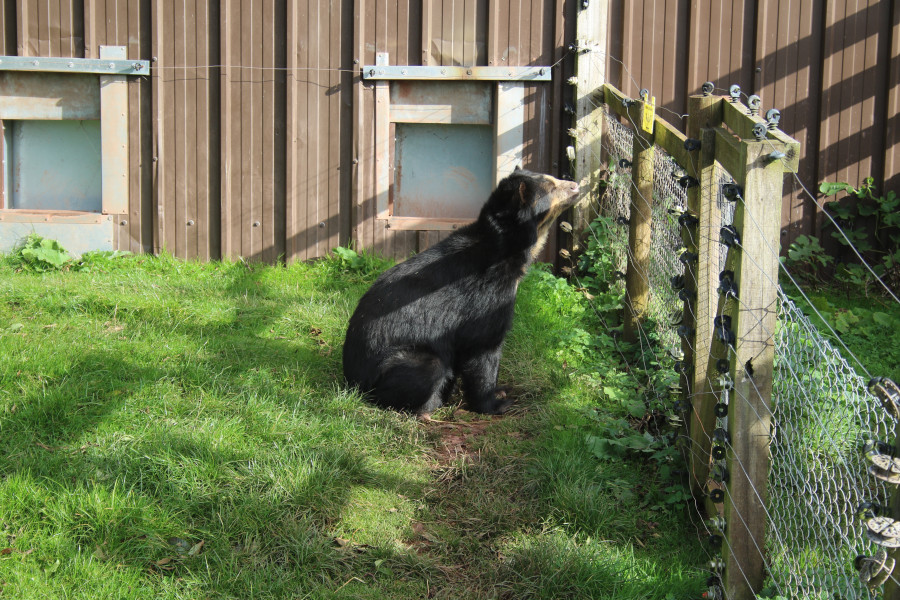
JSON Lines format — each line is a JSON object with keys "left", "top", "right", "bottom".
{"left": 13, "top": 233, "right": 73, "bottom": 272}
{"left": 783, "top": 234, "right": 833, "bottom": 282}
{"left": 818, "top": 177, "right": 900, "bottom": 293}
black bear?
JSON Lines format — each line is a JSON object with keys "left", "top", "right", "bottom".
{"left": 342, "top": 168, "right": 580, "bottom": 415}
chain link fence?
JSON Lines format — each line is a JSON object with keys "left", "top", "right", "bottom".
{"left": 590, "top": 104, "right": 891, "bottom": 599}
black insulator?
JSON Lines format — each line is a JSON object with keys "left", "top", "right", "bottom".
{"left": 677, "top": 325, "right": 694, "bottom": 339}
{"left": 716, "top": 358, "right": 731, "bottom": 374}
{"left": 701, "top": 82, "right": 715, "bottom": 96}
{"left": 618, "top": 158, "right": 632, "bottom": 169}
{"left": 714, "top": 403, "right": 728, "bottom": 418}
{"left": 720, "top": 224, "right": 740, "bottom": 248}
{"left": 671, "top": 274, "right": 685, "bottom": 290}
{"left": 615, "top": 216, "right": 630, "bottom": 226}
{"left": 713, "top": 428, "right": 730, "bottom": 444}
{"left": 679, "top": 250, "right": 698, "bottom": 265}
{"left": 678, "top": 175, "right": 699, "bottom": 189}
{"left": 712, "top": 445, "right": 727, "bottom": 460}
{"left": 684, "top": 138, "right": 702, "bottom": 152}
{"left": 710, "top": 489, "right": 725, "bottom": 503}
{"left": 678, "top": 212, "right": 700, "bottom": 228}
{"left": 722, "top": 183, "right": 743, "bottom": 201}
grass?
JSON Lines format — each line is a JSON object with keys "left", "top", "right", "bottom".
{"left": 0, "top": 250, "right": 704, "bottom": 599}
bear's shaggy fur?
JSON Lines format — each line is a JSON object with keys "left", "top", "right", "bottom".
{"left": 342, "top": 168, "right": 580, "bottom": 415}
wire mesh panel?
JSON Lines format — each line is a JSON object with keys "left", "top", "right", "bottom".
{"left": 649, "top": 150, "right": 688, "bottom": 355}
{"left": 767, "top": 289, "right": 891, "bottom": 599}
{"left": 599, "top": 109, "right": 633, "bottom": 277}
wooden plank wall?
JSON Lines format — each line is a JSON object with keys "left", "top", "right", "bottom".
{"left": 605, "top": 0, "right": 899, "bottom": 248}
{"left": 0, "top": 1, "right": 553, "bottom": 263}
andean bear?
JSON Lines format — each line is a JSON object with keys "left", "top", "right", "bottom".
{"left": 343, "top": 167, "right": 581, "bottom": 415}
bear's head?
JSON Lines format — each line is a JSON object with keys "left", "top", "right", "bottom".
{"left": 481, "top": 167, "right": 581, "bottom": 257}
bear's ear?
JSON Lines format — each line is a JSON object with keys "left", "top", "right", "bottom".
{"left": 514, "top": 164, "right": 522, "bottom": 172}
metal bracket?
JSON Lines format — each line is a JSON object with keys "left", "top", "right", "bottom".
{"left": 363, "top": 62, "right": 551, "bottom": 82}
{"left": 0, "top": 52, "right": 149, "bottom": 76}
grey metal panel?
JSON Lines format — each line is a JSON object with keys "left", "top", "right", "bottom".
{"left": 0, "top": 71, "right": 100, "bottom": 119}
{"left": 0, "top": 217, "right": 114, "bottom": 255}
{"left": 394, "top": 122, "right": 493, "bottom": 219}
{"left": 6, "top": 120, "right": 102, "bottom": 212}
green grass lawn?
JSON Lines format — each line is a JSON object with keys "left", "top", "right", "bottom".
{"left": 0, "top": 250, "right": 703, "bottom": 599}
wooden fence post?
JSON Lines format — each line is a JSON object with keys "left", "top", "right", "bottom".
{"left": 623, "top": 129, "right": 653, "bottom": 343}
{"left": 571, "top": 1, "right": 607, "bottom": 235}
{"left": 722, "top": 140, "right": 783, "bottom": 599}
{"left": 685, "top": 94, "right": 723, "bottom": 497}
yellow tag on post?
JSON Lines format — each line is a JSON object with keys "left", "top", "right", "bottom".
{"left": 641, "top": 95, "right": 656, "bottom": 134}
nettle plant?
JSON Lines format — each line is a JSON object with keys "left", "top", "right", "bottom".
{"left": 819, "top": 178, "right": 900, "bottom": 292}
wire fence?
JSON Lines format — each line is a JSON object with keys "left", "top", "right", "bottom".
{"left": 574, "top": 96, "right": 900, "bottom": 599}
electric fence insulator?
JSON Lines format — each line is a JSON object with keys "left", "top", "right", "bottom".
{"left": 722, "top": 182, "right": 743, "bottom": 201}
{"left": 747, "top": 94, "right": 761, "bottom": 116}
{"left": 684, "top": 138, "right": 701, "bottom": 152}
{"left": 752, "top": 122, "right": 767, "bottom": 140}
{"left": 729, "top": 84, "right": 741, "bottom": 102}
{"left": 766, "top": 108, "right": 781, "bottom": 130}
{"left": 678, "top": 212, "right": 699, "bottom": 228}
{"left": 720, "top": 224, "right": 741, "bottom": 248}
{"left": 856, "top": 549, "right": 896, "bottom": 589}
{"left": 701, "top": 81, "right": 715, "bottom": 96}
{"left": 869, "top": 378, "right": 900, "bottom": 421}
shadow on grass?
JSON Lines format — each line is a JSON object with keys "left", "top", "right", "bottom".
{"left": 0, "top": 263, "right": 438, "bottom": 597}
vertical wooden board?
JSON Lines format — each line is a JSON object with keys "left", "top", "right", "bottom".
{"left": 316, "top": 0, "right": 331, "bottom": 259}
{"left": 163, "top": 0, "right": 177, "bottom": 254}
{"left": 550, "top": 0, "right": 568, "bottom": 178}
{"left": 621, "top": 0, "right": 643, "bottom": 97}
{"left": 837, "top": 1, "right": 865, "bottom": 186}
{"left": 133, "top": 1, "right": 154, "bottom": 254}
{"left": 326, "top": 0, "right": 341, "bottom": 254}
{"left": 526, "top": 0, "right": 543, "bottom": 66}
{"left": 0, "top": 0, "right": 16, "bottom": 55}
{"left": 755, "top": 0, "right": 821, "bottom": 247}
{"left": 261, "top": 0, "right": 274, "bottom": 262}
{"left": 173, "top": 0, "right": 187, "bottom": 258}
{"left": 307, "top": 0, "right": 321, "bottom": 258}
{"left": 489, "top": 0, "right": 510, "bottom": 68}
{"left": 422, "top": 0, "right": 432, "bottom": 65}
{"left": 886, "top": 1, "right": 900, "bottom": 192}
{"left": 47, "top": 0, "right": 60, "bottom": 56}
{"left": 486, "top": 0, "right": 499, "bottom": 65}
{"left": 505, "top": 0, "right": 520, "bottom": 66}
{"left": 462, "top": 0, "right": 476, "bottom": 66}
{"left": 861, "top": 0, "right": 891, "bottom": 187}
{"left": 818, "top": 1, "right": 844, "bottom": 190}
{"left": 284, "top": 0, "right": 298, "bottom": 259}
{"left": 440, "top": 0, "right": 453, "bottom": 66}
